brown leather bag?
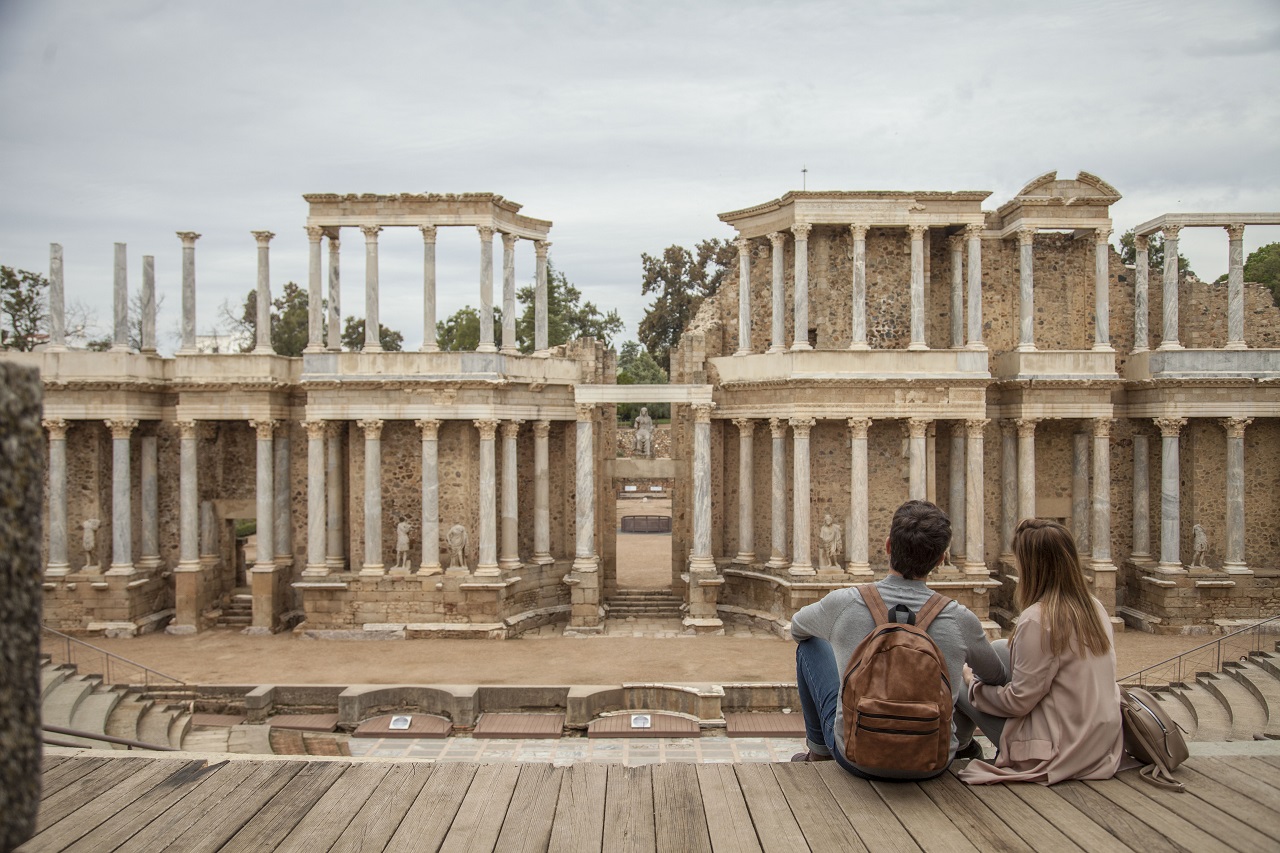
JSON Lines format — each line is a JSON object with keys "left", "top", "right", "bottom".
{"left": 840, "top": 585, "right": 954, "bottom": 776}
{"left": 1121, "top": 686, "right": 1190, "bottom": 792}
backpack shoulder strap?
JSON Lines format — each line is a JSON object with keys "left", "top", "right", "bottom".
{"left": 913, "top": 593, "right": 952, "bottom": 632}
{"left": 859, "top": 584, "right": 889, "bottom": 626}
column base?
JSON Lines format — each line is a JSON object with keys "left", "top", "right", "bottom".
{"left": 788, "top": 562, "right": 816, "bottom": 577}
{"left": 849, "top": 342, "right": 871, "bottom": 351}
{"left": 533, "top": 350, "right": 550, "bottom": 358}
{"left": 733, "top": 552, "right": 756, "bottom": 565}
{"left": 176, "top": 347, "right": 197, "bottom": 356}
{"left": 477, "top": 344, "right": 498, "bottom": 354}
{"left": 105, "top": 563, "right": 137, "bottom": 577}
{"left": 963, "top": 559, "right": 990, "bottom": 576}
{"left": 173, "top": 560, "right": 202, "bottom": 573}
{"left": 766, "top": 345, "right": 786, "bottom": 354}
{"left": 1129, "top": 552, "right": 1154, "bottom": 565}
{"left": 1015, "top": 343, "right": 1036, "bottom": 353}
{"left": 733, "top": 349, "right": 751, "bottom": 357}
{"left": 1224, "top": 341, "right": 1247, "bottom": 351}
{"left": 499, "top": 558, "right": 523, "bottom": 572}
{"left": 1130, "top": 346, "right": 1149, "bottom": 355}
{"left": 138, "top": 557, "right": 161, "bottom": 572}
{"left": 846, "top": 561, "right": 873, "bottom": 576}
{"left": 388, "top": 565, "right": 412, "bottom": 576}
{"left": 474, "top": 563, "right": 502, "bottom": 577}
{"left": 572, "top": 556, "right": 599, "bottom": 573}
{"left": 1091, "top": 559, "right": 1117, "bottom": 574}
{"left": 1091, "top": 344, "right": 1116, "bottom": 353}
{"left": 965, "top": 342, "right": 988, "bottom": 351}
{"left": 420, "top": 343, "right": 440, "bottom": 353}
{"left": 445, "top": 565, "right": 470, "bottom": 577}
{"left": 907, "top": 342, "right": 929, "bottom": 352}
{"left": 1155, "top": 341, "right": 1183, "bottom": 351}
{"left": 1223, "top": 561, "right": 1253, "bottom": 575}
{"left": 1154, "top": 561, "right": 1188, "bottom": 575}
{"left": 418, "top": 563, "right": 443, "bottom": 576}
{"left": 533, "top": 553, "right": 554, "bottom": 566}
{"left": 766, "top": 556, "right": 790, "bottom": 570}
{"left": 325, "top": 557, "right": 347, "bottom": 573}
{"left": 789, "top": 343, "right": 812, "bottom": 352}
{"left": 251, "top": 561, "right": 278, "bottom": 573}
{"left": 361, "top": 344, "right": 384, "bottom": 354}
{"left": 301, "top": 564, "right": 330, "bottom": 578}
{"left": 45, "top": 562, "right": 71, "bottom": 577}
{"left": 500, "top": 346, "right": 518, "bottom": 355}
{"left": 251, "top": 345, "right": 274, "bottom": 355}
{"left": 303, "top": 344, "right": 325, "bottom": 353}
{"left": 359, "top": 564, "right": 386, "bottom": 577}
{"left": 688, "top": 555, "right": 716, "bottom": 573}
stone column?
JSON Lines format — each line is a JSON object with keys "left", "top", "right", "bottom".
{"left": 789, "top": 417, "right": 816, "bottom": 576}
{"left": 48, "top": 243, "right": 66, "bottom": 351}
{"left": 1131, "top": 432, "right": 1152, "bottom": 562}
{"left": 139, "top": 433, "right": 159, "bottom": 570}
{"left": 305, "top": 226, "right": 325, "bottom": 353}
{"left": 475, "top": 419, "right": 500, "bottom": 575}
{"left": 572, "top": 405, "right": 597, "bottom": 571}
{"left": 847, "top": 418, "right": 872, "bottom": 575}
{"left": 105, "top": 419, "right": 138, "bottom": 575}
{"left": 1133, "top": 234, "right": 1150, "bottom": 353}
{"left": 908, "top": 224, "right": 928, "bottom": 350}
{"left": 964, "top": 419, "right": 988, "bottom": 574}
{"left": 1000, "top": 419, "right": 1017, "bottom": 559}
{"left": 420, "top": 226, "right": 439, "bottom": 352}
{"left": 1226, "top": 224, "right": 1247, "bottom": 350}
{"left": 1158, "top": 225, "right": 1182, "bottom": 350}
{"left": 534, "top": 241, "right": 551, "bottom": 355}
{"left": 735, "top": 236, "right": 752, "bottom": 355}
{"left": 356, "top": 419, "right": 384, "bottom": 575}
{"left": 965, "top": 224, "right": 985, "bottom": 350}
{"left": 732, "top": 418, "right": 755, "bottom": 563}
{"left": 327, "top": 233, "right": 342, "bottom": 351}
{"left": 112, "top": 243, "right": 129, "bottom": 352}
{"left": 949, "top": 234, "right": 965, "bottom": 349}
{"left": 907, "top": 418, "right": 929, "bottom": 501}
{"left": 499, "top": 420, "right": 523, "bottom": 570}
{"left": 1016, "top": 418, "right": 1039, "bottom": 522}
{"left": 177, "top": 232, "right": 200, "bottom": 354}
{"left": 416, "top": 419, "right": 442, "bottom": 574}
{"left": 274, "top": 426, "right": 291, "bottom": 567}
{"left": 926, "top": 421, "right": 938, "bottom": 504}
{"left": 762, "top": 418, "right": 786, "bottom": 568}
{"left": 849, "top": 225, "right": 870, "bottom": 350}
{"left": 533, "top": 420, "right": 552, "bottom": 564}
{"left": 791, "top": 224, "right": 812, "bottom": 351}
{"left": 949, "top": 421, "right": 966, "bottom": 564}
{"left": 43, "top": 419, "right": 70, "bottom": 575}
{"left": 1222, "top": 417, "right": 1252, "bottom": 573}
{"left": 139, "top": 255, "right": 156, "bottom": 353}
{"left": 251, "top": 231, "right": 275, "bottom": 354}
{"left": 249, "top": 420, "right": 276, "bottom": 572}
{"left": 1091, "top": 418, "right": 1114, "bottom": 574}
{"left": 1155, "top": 417, "right": 1187, "bottom": 573}
{"left": 501, "top": 233, "right": 518, "bottom": 354}
{"left": 325, "top": 422, "right": 345, "bottom": 571}
{"left": 1093, "top": 228, "right": 1113, "bottom": 351}
{"left": 477, "top": 226, "right": 497, "bottom": 353}
{"left": 768, "top": 232, "right": 786, "bottom": 353}
{"left": 176, "top": 419, "right": 199, "bottom": 571}
{"left": 690, "top": 403, "right": 717, "bottom": 573}
{"left": 1016, "top": 227, "right": 1036, "bottom": 351}
{"left": 303, "top": 420, "right": 327, "bottom": 577}
{"left": 200, "top": 500, "right": 217, "bottom": 563}
{"left": 360, "top": 225, "right": 383, "bottom": 353}
{"left": 1071, "top": 432, "right": 1091, "bottom": 555}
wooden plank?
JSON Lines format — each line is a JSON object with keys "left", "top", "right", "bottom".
{"left": 1186, "top": 758, "right": 1280, "bottom": 814}
{"left": 385, "top": 762, "right": 478, "bottom": 853}
{"left": 1170, "top": 764, "right": 1280, "bottom": 841}
{"left": 109, "top": 761, "right": 260, "bottom": 853}
{"left": 1113, "top": 767, "right": 1278, "bottom": 853}
{"left": 439, "top": 762, "right": 521, "bottom": 853}
{"left": 959, "top": 777, "right": 1085, "bottom": 853}
{"left": 815, "top": 763, "right": 921, "bottom": 853}
{"left": 1257, "top": 755, "right": 1280, "bottom": 771}
{"left": 153, "top": 761, "right": 307, "bottom": 853}
{"left": 651, "top": 763, "right": 712, "bottom": 853}
{"left": 222, "top": 761, "right": 351, "bottom": 852}
{"left": 274, "top": 762, "right": 393, "bottom": 852}
{"left": 1081, "top": 776, "right": 1236, "bottom": 853}
{"left": 1052, "top": 780, "right": 1186, "bottom": 853}
{"left": 494, "top": 764, "right": 564, "bottom": 853}
{"left": 37, "top": 756, "right": 112, "bottom": 798}
{"left": 549, "top": 763, "right": 607, "bottom": 852}
{"left": 919, "top": 772, "right": 1034, "bottom": 853}
{"left": 40, "top": 755, "right": 68, "bottom": 774}
{"left": 695, "top": 764, "right": 761, "bottom": 853}
{"left": 474, "top": 713, "right": 565, "bottom": 739}
{"left": 1230, "top": 757, "right": 1280, "bottom": 795}
{"left": 869, "top": 780, "right": 981, "bottom": 853}
{"left": 330, "top": 763, "right": 434, "bottom": 853}
{"left": 1005, "top": 784, "right": 1132, "bottom": 853}
{"left": 35, "top": 757, "right": 157, "bottom": 830}
{"left": 724, "top": 712, "right": 806, "bottom": 738}
{"left": 772, "top": 763, "right": 866, "bottom": 852}
{"left": 602, "top": 764, "right": 657, "bottom": 852}
{"left": 733, "top": 762, "right": 806, "bottom": 852}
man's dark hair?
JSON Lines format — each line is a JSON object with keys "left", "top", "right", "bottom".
{"left": 888, "top": 500, "right": 951, "bottom": 580}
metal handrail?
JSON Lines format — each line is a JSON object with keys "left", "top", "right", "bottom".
{"left": 41, "top": 625, "right": 187, "bottom": 688}
{"left": 1119, "top": 613, "right": 1280, "bottom": 686}
{"left": 42, "top": 724, "right": 178, "bottom": 751}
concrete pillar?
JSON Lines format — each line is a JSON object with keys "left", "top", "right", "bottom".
{"left": 949, "top": 421, "right": 966, "bottom": 564}
{"left": 251, "top": 231, "right": 275, "bottom": 354}
{"left": 533, "top": 420, "right": 552, "bottom": 564}
{"left": 303, "top": 420, "right": 327, "bottom": 577}
{"left": 1016, "top": 418, "right": 1039, "bottom": 522}
{"left": 534, "top": 241, "right": 551, "bottom": 355}
{"left": 907, "top": 418, "right": 929, "bottom": 502}
{"left": 274, "top": 427, "right": 291, "bottom": 566}
{"left": 949, "top": 234, "right": 965, "bottom": 349}
{"left": 250, "top": 420, "right": 276, "bottom": 572}
{"left": 732, "top": 418, "right": 755, "bottom": 563}
{"left": 417, "top": 419, "right": 442, "bottom": 574}
{"left": 1016, "top": 227, "right": 1036, "bottom": 351}
{"left": 908, "top": 224, "right": 928, "bottom": 350}
{"left": 477, "top": 226, "right": 497, "bottom": 353}
{"left": 475, "top": 419, "right": 500, "bottom": 575}
{"left": 767, "top": 417, "right": 788, "bottom": 568}
{"left": 768, "top": 232, "right": 786, "bottom": 353}
{"left": 420, "top": 226, "right": 439, "bottom": 353}
{"left": 1072, "top": 432, "right": 1091, "bottom": 555}
{"left": 847, "top": 418, "right": 872, "bottom": 575}
{"left": 360, "top": 225, "right": 383, "bottom": 353}
{"left": 964, "top": 419, "right": 988, "bottom": 574}
{"left": 789, "top": 417, "right": 815, "bottom": 576}
{"left": 139, "top": 255, "right": 156, "bottom": 353}
{"left": 735, "top": 236, "right": 752, "bottom": 355}
{"left": 326, "top": 233, "right": 342, "bottom": 352}
{"left": 1222, "top": 417, "right": 1252, "bottom": 573}
{"left": 572, "top": 405, "right": 597, "bottom": 571}
{"left": 48, "top": 244, "right": 66, "bottom": 351}
{"left": 112, "top": 243, "right": 129, "bottom": 352}
{"left": 358, "top": 419, "right": 384, "bottom": 575}
{"left": 105, "top": 419, "right": 137, "bottom": 575}
{"left": 1093, "top": 228, "right": 1113, "bottom": 351}
{"left": 965, "top": 224, "right": 985, "bottom": 350}
{"left": 139, "top": 433, "right": 159, "bottom": 570}
{"left": 849, "top": 225, "right": 870, "bottom": 350}
{"left": 1091, "top": 418, "right": 1114, "bottom": 572}
{"left": 1158, "top": 225, "right": 1182, "bottom": 350}
{"left": 1226, "top": 225, "right": 1247, "bottom": 349}
{"left": 499, "top": 420, "right": 523, "bottom": 570}
{"left": 1000, "top": 419, "right": 1017, "bottom": 559}
{"left": 325, "top": 422, "right": 345, "bottom": 571}
{"left": 177, "top": 232, "right": 200, "bottom": 354}
{"left": 791, "top": 224, "right": 812, "bottom": 351}
{"left": 43, "top": 419, "right": 70, "bottom": 575}
{"left": 305, "top": 226, "right": 325, "bottom": 353}
{"left": 1131, "top": 432, "right": 1152, "bottom": 562}
{"left": 1155, "top": 417, "right": 1187, "bottom": 573}
{"left": 501, "top": 233, "right": 518, "bottom": 354}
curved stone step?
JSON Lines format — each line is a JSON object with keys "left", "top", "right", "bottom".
{"left": 105, "top": 695, "right": 154, "bottom": 748}
{"left": 168, "top": 710, "right": 192, "bottom": 749}
{"left": 136, "top": 706, "right": 177, "bottom": 750}
{"left": 1230, "top": 660, "right": 1280, "bottom": 739}
{"left": 42, "top": 676, "right": 97, "bottom": 730}
{"left": 41, "top": 664, "right": 71, "bottom": 701}
{"left": 1199, "top": 670, "right": 1267, "bottom": 741}
{"left": 227, "top": 723, "right": 274, "bottom": 755}
{"left": 1153, "top": 689, "right": 1197, "bottom": 741}
{"left": 1253, "top": 651, "right": 1280, "bottom": 680}
{"left": 70, "top": 690, "right": 124, "bottom": 745}
{"left": 182, "top": 725, "right": 231, "bottom": 753}
{"left": 1178, "top": 681, "right": 1232, "bottom": 741}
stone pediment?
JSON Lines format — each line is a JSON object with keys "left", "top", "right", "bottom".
{"left": 995, "top": 170, "right": 1120, "bottom": 233}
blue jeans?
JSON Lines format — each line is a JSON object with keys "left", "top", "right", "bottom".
{"left": 794, "top": 637, "right": 871, "bottom": 779}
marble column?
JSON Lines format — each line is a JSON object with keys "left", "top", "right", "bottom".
{"left": 499, "top": 420, "right": 523, "bottom": 570}
{"left": 44, "top": 419, "right": 70, "bottom": 575}
{"left": 732, "top": 418, "right": 755, "bottom": 563}
{"left": 1016, "top": 227, "right": 1036, "bottom": 351}
{"left": 849, "top": 225, "right": 870, "bottom": 350}
{"left": 140, "top": 255, "right": 156, "bottom": 353}
{"left": 1071, "top": 432, "right": 1091, "bottom": 555}
{"left": 949, "top": 421, "right": 966, "bottom": 564}
{"left": 327, "top": 233, "right": 342, "bottom": 352}
{"left": 274, "top": 426, "right": 291, "bottom": 566}
{"left": 360, "top": 225, "right": 383, "bottom": 353}
{"left": 325, "top": 422, "right": 345, "bottom": 571}
{"left": 847, "top": 418, "right": 872, "bottom": 575}
{"left": 767, "top": 417, "right": 789, "bottom": 568}
{"left": 1016, "top": 418, "right": 1039, "bottom": 522}
{"left": 1091, "top": 418, "right": 1114, "bottom": 571}
{"left": 305, "top": 226, "right": 325, "bottom": 353}
{"left": 768, "top": 232, "right": 786, "bottom": 353}
{"left": 908, "top": 224, "right": 928, "bottom": 350}
{"left": 420, "top": 226, "right": 439, "bottom": 353}
{"left": 735, "top": 236, "right": 752, "bottom": 355}
{"left": 965, "top": 224, "right": 985, "bottom": 350}
{"left": 1155, "top": 417, "right": 1187, "bottom": 573}
{"left": 303, "top": 421, "right": 327, "bottom": 576}
{"left": 416, "top": 419, "right": 442, "bottom": 574}
{"left": 1093, "top": 228, "right": 1113, "bottom": 351}
{"left": 1131, "top": 235, "right": 1150, "bottom": 353}
{"left": 1222, "top": 417, "right": 1252, "bottom": 573}
{"left": 691, "top": 403, "right": 717, "bottom": 573}
{"left": 789, "top": 417, "right": 815, "bottom": 576}
{"left": 1158, "top": 225, "right": 1182, "bottom": 350}
{"left": 105, "top": 419, "right": 138, "bottom": 575}
{"left": 112, "top": 243, "right": 129, "bottom": 352}
{"left": 250, "top": 420, "right": 275, "bottom": 572}
{"left": 48, "top": 244, "right": 66, "bottom": 351}
{"left": 139, "top": 433, "right": 159, "bottom": 569}
{"left": 533, "top": 420, "right": 552, "bottom": 564}
{"left": 791, "top": 224, "right": 812, "bottom": 351}
{"left": 501, "top": 233, "right": 518, "bottom": 355}
{"left": 1000, "top": 419, "right": 1017, "bottom": 559}
{"left": 177, "top": 420, "right": 199, "bottom": 572}
{"left": 358, "top": 419, "right": 384, "bottom": 575}
{"left": 534, "top": 241, "right": 551, "bottom": 355}
{"left": 1131, "top": 432, "right": 1152, "bottom": 562}
{"left": 926, "top": 422, "right": 938, "bottom": 504}
{"left": 1225, "top": 225, "right": 1247, "bottom": 349}
{"left": 251, "top": 231, "right": 274, "bottom": 354}
{"left": 177, "top": 232, "right": 200, "bottom": 354}
{"left": 477, "top": 226, "right": 497, "bottom": 353}
{"left": 964, "top": 419, "right": 988, "bottom": 574}
{"left": 949, "top": 234, "right": 965, "bottom": 349}
{"left": 907, "top": 418, "right": 929, "bottom": 501}
{"left": 475, "top": 419, "right": 500, "bottom": 575}
{"left": 572, "top": 405, "right": 597, "bottom": 571}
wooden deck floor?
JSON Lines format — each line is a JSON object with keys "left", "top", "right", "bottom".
{"left": 19, "top": 752, "right": 1280, "bottom": 852}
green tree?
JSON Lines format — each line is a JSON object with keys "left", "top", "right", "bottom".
{"left": 435, "top": 305, "right": 501, "bottom": 352}
{"left": 341, "top": 316, "right": 403, "bottom": 352}
{"left": 1242, "top": 242, "right": 1280, "bottom": 305}
{"left": 616, "top": 340, "right": 669, "bottom": 421}
{"left": 0, "top": 266, "right": 48, "bottom": 351}
{"left": 222, "top": 282, "right": 321, "bottom": 356}
{"left": 637, "top": 238, "right": 735, "bottom": 372}
{"left": 1117, "top": 229, "right": 1195, "bottom": 279}
{"left": 514, "top": 261, "right": 623, "bottom": 353}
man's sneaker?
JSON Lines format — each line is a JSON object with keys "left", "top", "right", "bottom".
{"left": 955, "top": 740, "right": 984, "bottom": 761}
{"left": 789, "top": 751, "right": 834, "bottom": 762}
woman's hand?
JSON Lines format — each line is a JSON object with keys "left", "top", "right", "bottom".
{"left": 963, "top": 664, "right": 975, "bottom": 688}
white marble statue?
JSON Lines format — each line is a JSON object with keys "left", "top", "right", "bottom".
{"left": 81, "top": 518, "right": 100, "bottom": 570}
{"left": 633, "top": 407, "right": 654, "bottom": 458}
{"left": 818, "top": 513, "right": 843, "bottom": 569}
{"left": 446, "top": 523, "right": 469, "bottom": 569}
{"left": 1191, "top": 523, "right": 1209, "bottom": 568}
{"left": 395, "top": 521, "right": 412, "bottom": 570}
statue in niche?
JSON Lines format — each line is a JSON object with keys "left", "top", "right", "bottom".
{"left": 446, "top": 523, "right": 469, "bottom": 569}
{"left": 395, "top": 521, "right": 413, "bottom": 570}
{"left": 818, "top": 513, "right": 843, "bottom": 570}
{"left": 81, "top": 518, "right": 100, "bottom": 570}
{"left": 633, "top": 407, "right": 654, "bottom": 458}
{"left": 1190, "top": 524, "right": 1209, "bottom": 569}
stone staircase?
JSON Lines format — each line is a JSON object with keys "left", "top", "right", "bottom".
{"left": 215, "top": 591, "right": 253, "bottom": 630}
{"left": 605, "top": 588, "right": 685, "bottom": 619}
{"left": 1148, "top": 649, "right": 1280, "bottom": 742}
{"left": 41, "top": 658, "right": 193, "bottom": 751}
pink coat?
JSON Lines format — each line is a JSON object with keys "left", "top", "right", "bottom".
{"left": 958, "top": 600, "right": 1125, "bottom": 785}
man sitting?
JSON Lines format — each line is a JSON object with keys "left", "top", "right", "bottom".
{"left": 790, "top": 499, "right": 1007, "bottom": 779}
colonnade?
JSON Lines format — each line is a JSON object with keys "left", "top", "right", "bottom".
{"left": 1014, "top": 227, "right": 1113, "bottom": 352}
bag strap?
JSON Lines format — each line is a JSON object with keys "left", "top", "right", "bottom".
{"left": 914, "top": 593, "right": 951, "bottom": 631}
{"left": 859, "top": 584, "right": 890, "bottom": 626}
{"left": 1139, "top": 763, "right": 1186, "bottom": 793}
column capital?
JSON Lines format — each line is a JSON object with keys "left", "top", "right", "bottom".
{"left": 769, "top": 416, "right": 787, "bottom": 438}
{"left": 533, "top": 419, "right": 551, "bottom": 438}
{"left": 791, "top": 223, "right": 812, "bottom": 241}
{"left": 305, "top": 226, "right": 325, "bottom": 242}
{"left": 1221, "top": 416, "right": 1252, "bottom": 438}
{"left": 731, "top": 417, "right": 755, "bottom": 434}
{"left": 105, "top": 418, "right": 138, "bottom": 440}
{"left": 1225, "top": 223, "right": 1246, "bottom": 241}
{"left": 847, "top": 417, "right": 871, "bottom": 439}
{"left": 1015, "top": 417, "right": 1040, "bottom": 438}
{"left": 1095, "top": 227, "right": 1113, "bottom": 245}
{"left": 303, "top": 420, "right": 327, "bottom": 439}
{"left": 251, "top": 230, "right": 275, "bottom": 246}
{"left": 789, "top": 416, "right": 815, "bottom": 435}
{"left": 249, "top": 419, "right": 278, "bottom": 440}
{"left": 964, "top": 223, "right": 983, "bottom": 239}
{"left": 418, "top": 224, "right": 438, "bottom": 243}
{"left": 965, "top": 418, "right": 989, "bottom": 438}
{"left": 1134, "top": 233, "right": 1149, "bottom": 252}
{"left": 534, "top": 240, "right": 551, "bottom": 257}
{"left": 327, "top": 235, "right": 341, "bottom": 252}
{"left": 176, "top": 231, "right": 202, "bottom": 246}
{"left": 1154, "top": 416, "right": 1187, "bottom": 437}
{"left": 43, "top": 418, "right": 68, "bottom": 439}
{"left": 768, "top": 231, "right": 786, "bottom": 249}
{"left": 501, "top": 231, "right": 518, "bottom": 250}
{"left": 176, "top": 420, "right": 199, "bottom": 440}
{"left": 849, "top": 223, "right": 869, "bottom": 241}
{"left": 948, "top": 234, "right": 965, "bottom": 251}
{"left": 692, "top": 403, "right": 717, "bottom": 424}
{"left": 907, "top": 417, "right": 931, "bottom": 439}
{"left": 735, "top": 235, "right": 751, "bottom": 254}
{"left": 500, "top": 419, "right": 524, "bottom": 439}
{"left": 574, "top": 403, "right": 594, "bottom": 422}
{"left": 907, "top": 223, "right": 928, "bottom": 239}
{"left": 1092, "top": 417, "right": 1114, "bottom": 438}
{"left": 357, "top": 418, "right": 384, "bottom": 439}
{"left": 477, "top": 224, "right": 496, "bottom": 241}
{"left": 359, "top": 224, "right": 383, "bottom": 240}
{"left": 474, "top": 418, "right": 499, "bottom": 439}
{"left": 416, "top": 418, "right": 442, "bottom": 440}
{"left": 1016, "top": 226, "right": 1036, "bottom": 246}
{"left": 1000, "top": 418, "right": 1017, "bottom": 437}
{"left": 1161, "top": 224, "right": 1182, "bottom": 241}
{"left": 327, "top": 420, "right": 346, "bottom": 438}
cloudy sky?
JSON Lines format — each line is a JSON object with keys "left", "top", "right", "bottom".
{"left": 2, "top": 0, "right": 1278, "bottom": 352}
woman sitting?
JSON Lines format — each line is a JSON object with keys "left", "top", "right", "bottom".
{"left": 957, "top": 518, "right": 1125, "bottom": 785}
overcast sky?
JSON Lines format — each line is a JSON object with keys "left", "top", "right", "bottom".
{"left": 2, "top": 0, "right": 1278, "bottom": 353}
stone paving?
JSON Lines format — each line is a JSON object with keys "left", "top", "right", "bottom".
{"left": 519, "top": 615, "right": 783, "bottom": 639}
{"left": 347, "top": 734, "right": 809, "bottom": 765}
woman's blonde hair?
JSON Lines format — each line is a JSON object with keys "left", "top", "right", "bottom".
{"left": 1013, "top": 518, "right": 1110, "bottom": 657}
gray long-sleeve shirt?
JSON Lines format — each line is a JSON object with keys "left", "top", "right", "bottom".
{"left": 790, "top": 573, "right": 1008, "bottom": 776}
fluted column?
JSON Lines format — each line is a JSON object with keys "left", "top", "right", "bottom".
{"left": 274, "top": 426, "right": 291, "bottom": 566}
{"left": 767, "top": 417, "right": 789, "bottom": 568}
{"left": 735, "top": 236, "right": 752, "bottom": 355}
{"left": 326, "top": 233, "right": 342, "bottom": 351}
{"left": 105, "top": 419, "right": 138, "bottom": 575}
{"left": 1222, "top": 417, "right": 1252, "bottom": 573}
{"left": 572, "top": 405, "right": 597, "bottom": 571}
{"left": 907, "top": 224, "right": 928, "bottom": 350}
{"left": 44, "top": 419, "right": 70, "bottom": 575}
{"left": 360, "top": 225, "right": 383, "bottom": 353}
{"left": 420, "top": 226, "right": 439, "bottom": 352}
{"left": 140, "top": 255, "right": 156, "bottom": 353}
{"left": 305, "top": 226, "right": 325, "bottom": 352}
{"left": 949, "top": 421, "right": 966, "bottom": 564}
{"left": 789, "top": 417, "right": 816, "bottom": 576}
{"left": 964, "top": 419, "right": 988, "bottom": 574}
{"left": 250, "top": 419, "right": 276, "bottom": 572}
{"left": 1016, "top": 418, "right": 1039, "bottom": 522}
{"left": 1131, "top": 432, "right": 1152, "bottom": 562}
{"left": 533, "top": 420, "right": 552, "bottom": 563}
{"left": 325, "top": 422, "right": 345, "bottom": 571}
{"left": 847, "top": 418, "right": 872, "bottom": 575}
{"left": 475, "top": 419, "right": 500, "bottom": 575}
{"left": 1093, "top": 228, "right": 1113, "bottom": 351}
{"left": 251, "top": 231, "right": 275, "bottom": 354}
{"left": 791, "top": 224, "right": 812, "bottom": 351}
{"left": 417, "top": 419, "right": 442, "bottom": 574}
{"left": 1133, "top": 234, "right": 1149, "bottom": 353}
{"left": 48, "top": 244, "right": 66, "bottom": 351}
{"left": 1226, "top": 224, "right": 1247, "bottom": 349}
{"left": 477, "top": 226, "right": 497, "bottom": 353}
{"left": 139, "top": 432, "right": 159, "bottom": 569}
{"left": 907, "top": 418, "right": 929, "bottom": 501}
{"left": 768, "top": 232, "right": 786, "bottom": 353}
{"left": 1155, "top": 417, "right": 1187, "bottom": 573}
{"left": 1158, "top": 225, "right": 1182, "bottom": 350}
{"left": 501, "top": 233, "right": 518, "bottom": 354}
{"left": 732, "top": 418, "right": 755, "bottom": 563}
{"left": 965, "top": 224, "right": 985, "bottom": 350}
{"left": 1016, "top": 227, "right": 1036, "bottom": 351}
{"left": 534, "top": 241, "right": 551, "bottom": 355}
{"left": 112, "top": 243, "right": 129, "bottom": 352}
{"left": 303, "top": 420, "right": 327, "bottom": 576}
{"left": 357, "top": 419, "right": 384, "bottom": 575}
{"left": 949, "top": 234, "right": 965, "bottom": 349}
{"left": 1000, "top": 419, "right": 1017, "bottom": 559}
{"left": 690, "top": 403, "right": 717, "bottom": 573}
{"left": 1072, "top": 432, "right": 1091, "bottom": 555}
{"left": 176, "top": 420, "right": 199, "bottom": 572}
{"left": 499, "top": 420, "right": 523, "bottom": 570}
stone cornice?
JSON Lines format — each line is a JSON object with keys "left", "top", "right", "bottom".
{"left": 718, "top": 377, "right": 991, "bottom": 391}
{"left": 720, "top": 189, "right": 992, "bottom": 221}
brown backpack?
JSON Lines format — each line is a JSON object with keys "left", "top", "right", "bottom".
{"left": 841, "top": 584, "right": 954, "bottom": 776}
